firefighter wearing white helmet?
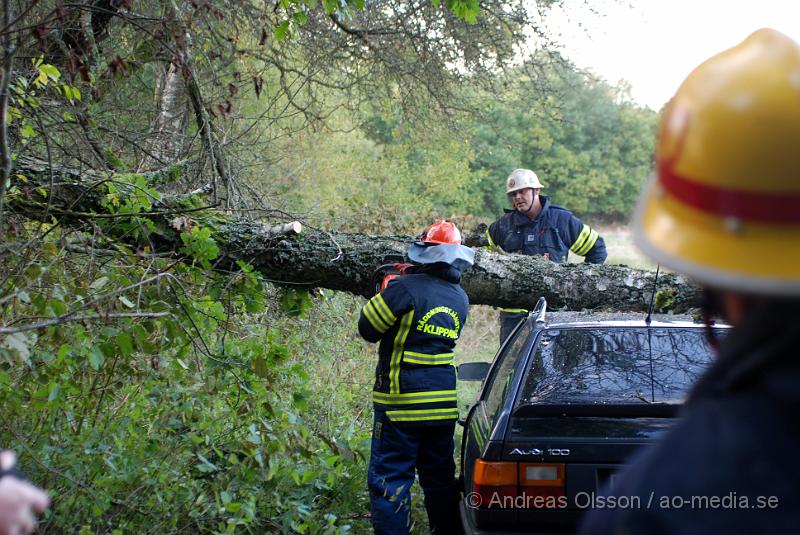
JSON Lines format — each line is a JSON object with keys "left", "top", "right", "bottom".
{"left": 488, "top": 168, "right": 607, "bottom": 342}
{"left": 505, "top": 168, "right": 543, "bottom": 193}
{"left": 578, "top": 28, "right": 800, "bottom": 535}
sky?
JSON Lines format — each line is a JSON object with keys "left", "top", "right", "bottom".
{"left": 545, "top": 0, "right": 800, "bottom": 110}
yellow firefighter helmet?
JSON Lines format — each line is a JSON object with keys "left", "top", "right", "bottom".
{"left": 633, "top": 28, "right": 800, "bottom": 296}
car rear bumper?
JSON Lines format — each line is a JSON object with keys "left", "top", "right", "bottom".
{"left": 459, "top": 501, "right": 576, "bottom": 535}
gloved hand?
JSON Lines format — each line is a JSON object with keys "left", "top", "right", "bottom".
{"left": 0, "top": 451, "right": 49, "bottom": 535}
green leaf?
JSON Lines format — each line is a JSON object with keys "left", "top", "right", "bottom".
{"left": 89, "top": 346, "right": 105, "bottom": 370}
{"left": 20, "top": 124, "right": 37, "bottom": 139}
{"left": 2, "top": 333, "right": 30, "bottom": 362}
{"left": 292, "top": 10, "right": 308, "bottom": 24}
{"left": 274, "top": 21, "right": 290, "bottom": 41}
{"left": 322, "top": 0, "right": 338, "bottom": 13}
{"left": 49, "top": 299, "right": 67, "bottom": 316}
{"left": 116, "top": 332, "right": 133, "bottom": 357}
{"left": 48, "top": 383, "right": 61, "bottom": 402}
{"left": 101, "top": 326, "right": 120, "bottom": 337}
{"left": 196, "top": 453, "right": 219, "bottom": 473}
{"left": 133, "top": 324, "right": 151, "bottom": 352}
{"left": 39, "top": 64, "right": 61, "bottom": 81}
{"left": 89, "top": 276, "right": 109, "bottom": 291}
{"left": 226, "top": 502, "right": 242, "bottom": 513}
{"left": 118, "top": 296, "right": 135, "bottom": 308}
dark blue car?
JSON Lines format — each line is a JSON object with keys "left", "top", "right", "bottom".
{"left": 458, "top": 299, "right": 727, "bottom": 534}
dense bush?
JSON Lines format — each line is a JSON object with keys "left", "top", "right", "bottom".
{"left": 1, "top": 228, "right": 375, "bottom": 534}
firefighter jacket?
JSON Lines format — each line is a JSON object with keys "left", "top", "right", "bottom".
{"left": 358, "top": 263, "right": 469, "bottom": 425}
{"left": 578, "top": 301, "right": 800, "bottom": 535}
{"left": 486, "top": 195, "right": 607, "bottom": 264}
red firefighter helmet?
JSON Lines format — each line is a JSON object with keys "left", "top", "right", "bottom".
{"left": 418, "top": 220, "right": 462, "bottom": 245}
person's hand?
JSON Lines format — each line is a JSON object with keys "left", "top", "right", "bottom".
{"left": 0, "top": 451, "right": 49, "bottom": 535}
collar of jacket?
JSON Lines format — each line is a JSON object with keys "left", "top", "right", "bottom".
{"left": 687, "top": 300, "right": 800, "bottom": 404}
{"left": 406, "top": 262, "right": 462, "bottom": 284}
{"left": 504, "top": 195, "right": 551, "bottom": 225}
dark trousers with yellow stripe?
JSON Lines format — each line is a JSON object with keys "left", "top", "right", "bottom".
{"left": 368, "top": 411, "right": 463, "bottom": 535}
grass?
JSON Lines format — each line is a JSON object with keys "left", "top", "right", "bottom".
{"left": 582, "top": 224, "right": 656, "bottom": 269}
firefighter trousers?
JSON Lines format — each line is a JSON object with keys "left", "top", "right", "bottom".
{"left": 368, "top": 411, "right": 463, "bottom": 535}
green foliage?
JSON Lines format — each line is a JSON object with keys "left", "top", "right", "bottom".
{"left": 262, "top": 117, "right": 483, "bottom": 234}
{"left": 272, "top": 0, "right": 480, "bottom": 40}
{"left": 278, "top": 288, "right": 314, "bottom": 318}
{"left": 215, "top": 261, "right": 267, "bottom": 314}
{"left": 180, "top": 226, "right": 221, "bottom": 269}
{"left": 468, "top": 57, "right": 658, "bottom": 219}
{"left": 259, "top": 58, "right": 657, "bottom": 232}
{"left": 654, "top": 288, "right": 676, "bottom": 312}
{"left": 6, "top": 58, "right": 81, "bottom": 146}
{"left": 1, "top": 229, "right": 373, "bottom": 534}
{"left": 444, "top": 0, "right": 480, "bottom": 23}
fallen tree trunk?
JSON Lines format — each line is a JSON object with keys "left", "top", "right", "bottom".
{"left": 6, "top": 159, "right": 700, "bottom": 313}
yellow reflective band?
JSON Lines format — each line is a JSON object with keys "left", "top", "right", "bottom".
{"left": 373, "top": 390, "right": 457, "bottom": 405}
{"left": 385, "top": 408, "right": 459, "bottom": 422}
{"left": 578, "top": 229, "right": 600, "bottom": 255}
{"left": 371, "top": 294, "right": 396, "bottom": 326}
{"left": 363, "top": 301, "right": 390, "bottom": 333}
{"left": 570, "top": 225, "right": 592, "bottom": 255}
{"left": 485, "top": 229, "right": 498, "bottom": 251}
{"left": 500, "top": 308, "right": 528, "bottom": 313}
{"left": 389, "top": 311, "right": 414, "bottom": 394}
{"left": 402, "top": 351, "right": 454, "bottom": 365}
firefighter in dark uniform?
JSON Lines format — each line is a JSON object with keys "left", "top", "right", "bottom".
{"left": 578, "top": 28, "right": 800, "bottom": 535}
{"left": 359, "top": 221, "right": 474, "bottom": 535}
{"left": 487, "top": 168, "right": 607, "bottom": 342}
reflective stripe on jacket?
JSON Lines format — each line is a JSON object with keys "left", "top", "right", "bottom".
{"left": 358, "top": 263, "right": 468, "bottom": 425}
{"left": 487, "top": 196, "right": 607, "bottom": 264}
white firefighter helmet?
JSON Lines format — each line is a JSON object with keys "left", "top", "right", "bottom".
{"left": 506, "top": 169, "right": 543, "bottom": 194}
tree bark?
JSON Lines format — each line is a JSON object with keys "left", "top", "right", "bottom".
{"left": 139, "top": 60, "right": 187, "bottom": 170}
{"left": 6, "top": 158, "right": 701, "bottom": 313}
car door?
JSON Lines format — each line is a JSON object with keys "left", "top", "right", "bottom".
{"left": 461, "top": 317, "right": 537, "bottom": 490}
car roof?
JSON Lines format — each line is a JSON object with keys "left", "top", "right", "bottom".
{"left": 540, "top": 311, "right": 729, "bottom": 330}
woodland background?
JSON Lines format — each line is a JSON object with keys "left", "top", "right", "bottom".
{"left": 0, "top": 0, "right": 659, "bottom": 532}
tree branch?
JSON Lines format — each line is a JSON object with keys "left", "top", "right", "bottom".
{"left": 0, "top": 312, "right": 171, "bottom": 335}
{"left": 0, "top": 0, "right": 15, "bottom": 233}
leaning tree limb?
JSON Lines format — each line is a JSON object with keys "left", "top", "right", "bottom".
{"left": 5, "top": 158, "right": 701, "bottom": 313}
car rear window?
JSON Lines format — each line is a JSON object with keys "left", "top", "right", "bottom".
{"left": 516, "top": 327, "right": 722, "bottom": 407}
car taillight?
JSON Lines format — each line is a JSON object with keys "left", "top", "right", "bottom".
{"left": 472, "top": 460, "right": 566, "bottom": 509}
{"left": 473, "top": 459, "right": 517, "bottom": 508}
{"left": 519, "top": 463, "right": 565, "bottom": 500}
